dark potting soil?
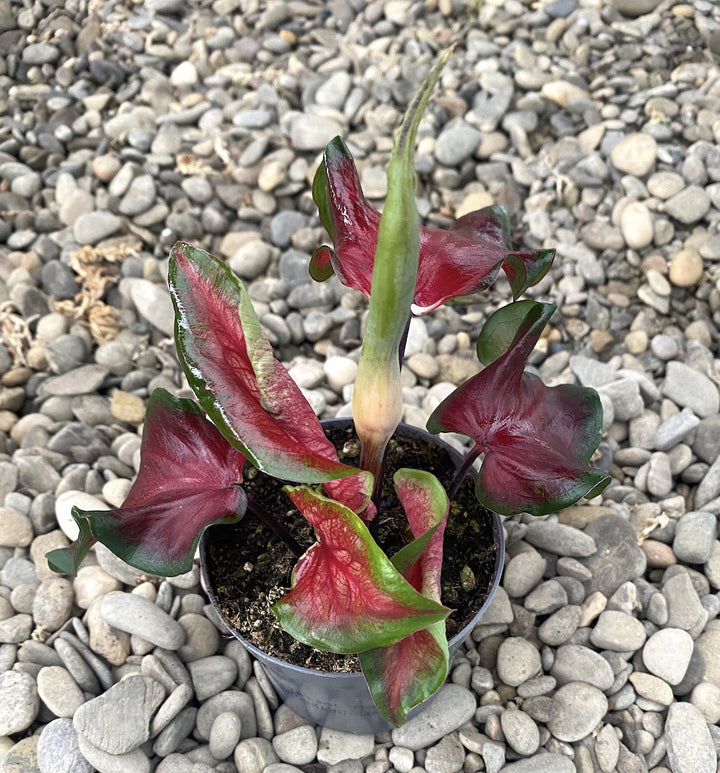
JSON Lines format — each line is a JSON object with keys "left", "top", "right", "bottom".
{"left": 203, "top": 422, "right": 501, "bottom": 672}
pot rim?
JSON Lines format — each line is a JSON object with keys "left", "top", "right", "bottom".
{"left": 199, "top": 419, "right": 505, "bottom": 680}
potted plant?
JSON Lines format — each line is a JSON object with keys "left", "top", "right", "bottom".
{"left": 48, "top": 51, "right": 609, "bottom": 729}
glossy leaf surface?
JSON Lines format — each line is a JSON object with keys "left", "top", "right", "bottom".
{"left": 428, "top": 301, "right": 610, "bottom": 515}
{"left": 52, "top": 389, "right": 248, "bottom": 576}
{"left": 169, "top": 242, "right": 359, "bottom": 485}
{"left": 360, "top": 469, "right": 450, "bottom": 725}
{"left": 272, "top": 486, "right": 449, "bottom": 654}
{"left": 311, "top": 142, "right": 555, "bottom": 314}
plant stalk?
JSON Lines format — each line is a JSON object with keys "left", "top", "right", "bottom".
{"left": 245, "top": 491, "right": 304, "bottom": 558}
{"left": 447, "top": 444, "right": 483, "bottom": 501}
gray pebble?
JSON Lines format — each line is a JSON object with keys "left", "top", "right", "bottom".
{"left": 77, "top": 732, "right": 151, "bottom": 773}
{"left": 524, "top": 580, "right": 568, "bottom": 615}
{"left": 546, "top": 682, "right": 608, "bottom": 742}
{"left": 188, "top": 655, "right": 237, "bottom": 701}
{"left": 523, "top": 521, "right": 596, "bottom": 557}
{"left": 500, "top": 708, "right": 540, "bottom": 756}
{"left": 234, "top": 737, "right": 279, "bottom": 773}
{"left": 100, "top": 591, "right": 185, "bottom": 650}
{"left": 36, "top": 665, "right": 85, "bottom": 717}
{"left": 435, "top": 122, "right": 481, "bottom": 166}
{"left": 72, "top": 212, "right": 122, "bottom": 245}
{"left": 550, "top": 644, "right": 614, "bottom": 691}
{"left": 665, "top": 701, "right": 716, "bottom": 773}
{"left": 32, "top": 577, "right": 74, "bottom": 632}
{"left": 503, "top": 551, "right": 546, "bottom": 597}
{"left": 496, "top": 637, "right": 542, "bottom": 687}
{"left": 73, "top": 674, "right": 165, "bottom": 753}
{"left": 0, "top": 670, "right": 39, "bottom": 735}
{"left": 209, "top": 711, "right": 243, "bottom": 760}
{"left": 37, "top": 717, "right": 94, "bottom": 773}
{"left": 581, "top": 515, "right": 646, "bottom": 596}
{"left": 152, "top": 706, "right": 198, "bottom": 757}
{"left": 661, "top": 361, "right": 720, "bottom": 419}
{"left": 673, "top": 511, "right": 717, "bottom": 563}
{"left": 195, "top": 690, "right": 257, "bottom": 740}
{"left": 272, "top": 724, "right": 318, "bottom": 765}
{"left": 654, "top": 408, "right": 701, "bottom": 450}
{"left": 663, "top": 572, "right": 707, "bottom": 632}
{"left": 391, "top": 684, "right": 475, "bottom": 751}
{"left": 499, "top": 752, "right": 576, "bottom": 772}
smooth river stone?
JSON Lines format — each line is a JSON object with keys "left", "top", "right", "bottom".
{"left": 73, "top": 674, "right": 165, "bottom": 754}
{"left": 100, "top": 591, "right": 185, "bottom": 649}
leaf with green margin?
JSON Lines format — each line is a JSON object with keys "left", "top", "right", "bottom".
{"left": 271, "top": 485, "right": 449, "bottom": 654}
{"left": 360, "top": 624, "right": 448, "bottom": 726}
{"left": 49, "top": 389, "right": 249, "bottom": 577}
{"left": 169, "top": 241, "right": 360, "bottom": 485}
{"left": 309, "top": 245, "right": 336, "bottom": 282}
{"left": 429, "top": 301, "right": 610, "bottom": 515}
{"left": 359, "top": 468, "right": 450, "bottom": 725}
{"left": 310, "top": 137, "right": 556, "bottom": 315}
{"left": 476, "top": 300, "right": 554, "bottom": 366}
{"left": 46, "top": 514, "right": 95, "bottom": 576}
{"left": 312, "top": 153, "right": 333, "bottom": 236}
{"left": 502, "top": 247, "right": 555, "bottom": 299}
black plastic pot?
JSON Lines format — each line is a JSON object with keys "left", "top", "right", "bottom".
{"left": 199, "top": 420, "right": 504, "bottom": 733}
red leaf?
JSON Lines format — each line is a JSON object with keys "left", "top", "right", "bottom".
{"left": 272, "top": 486, "right": 449, "bottom": 654}
{"left": 428, "top": 302, "right": 609, "bottom": 515}
{"left": 360, "top": 625, "right": 448, "bottom": 726}
{"left": 169, "top": 242, "right": 360, "bottom": 485}
{"left": 69, "top": 389, "right": 248, "bottom": 576}
{"left": 359, "top": 470, "right": 450, "bottom": 725}
{"left": 312, "top": 139, "right": 555, "bottom": 313}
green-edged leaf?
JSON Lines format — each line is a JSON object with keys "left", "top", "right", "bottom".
{"left": 49, "top": 389, "right": 248, "bottom": 577}
{"left": 476, "top": 299, "right": 554, "bottom": 366}
{"left": 309, "top": 245, "right": 336, "bottom": 282}
{"left": 271, "top": 485, "right": 450, "bottom": 654}
{"left": 169, "top": 241, "right": 359, "bottom": 484}
{"left": 312, "top": 154, "right": 333, "bottom": 236}
{"left": 359, "top": 622, "right": 448, "bottom": 726}
{"left": 502, "top": 247, "right": 555, "bottom": 299}
{"left": 359, "top": 468, "right": 451, "bottom": 725}
{"left": 46, "top": 514, "right": 95, "bottom": 576}
{"left": 429, "top": 302, "right": 611, "bottom": 515}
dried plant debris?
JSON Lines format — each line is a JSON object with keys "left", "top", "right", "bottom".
{"left": 54, "top": 239, "right": 139, "bottom": 344}
{"left": 0, "top": 301, "right": 36, "bottom": 367}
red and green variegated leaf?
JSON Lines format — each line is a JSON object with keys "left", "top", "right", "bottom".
{"left": 312, "top": 156, "right": 333, "bottom": 236}
{"left": 312, "top": 137, "right": 555, "bottom": 315}
{"left": 309, "top": 246, "right": 336, "bottom": 282}
{"left": 412, "top": 205, "right": 510, "bottom": 315}
{"left": 359, "top": 468, "right": 450, "bottom": 725}
{"left": 271, "top": 486, "right": 449, "bottom": 654}
{"left": 168, "top": 242, "right": 359, "bottom": 485}
{"left": 360, "top": 621, "right": 448, "bottom": 726}
{"left": 428, "top": 301, "right": 610, "bottom": 515}
{"left": 476, "top": 300, "right": 554, "bottom": 366}
{"left": 391, "top": 468, "right": 448, "bottom": 596}
{"left": 74, "top": 389, "right": 247, "bottom": 575}
{"left": 502, "top": 248, "right": 556, "bottom": 300}
{"left": 324, "top": 472, "right": 376, "bottom": 520}
{"left": 46, "top": 513, "right": 95, "bottom": 577}
{"left": 313, "top": 136, "right": 379, "bottom": 296}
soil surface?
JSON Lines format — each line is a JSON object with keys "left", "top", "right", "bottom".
{"left": 202, "top": 421, "right": 501, "bottom": 672}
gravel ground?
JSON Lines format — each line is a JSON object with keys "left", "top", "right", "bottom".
{"left": 1, "top": 0, "right": 720, "bottom": 771}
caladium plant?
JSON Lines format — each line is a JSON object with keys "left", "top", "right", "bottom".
{"left": 48, "top": 51, "right": 609, "bottom": 726}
